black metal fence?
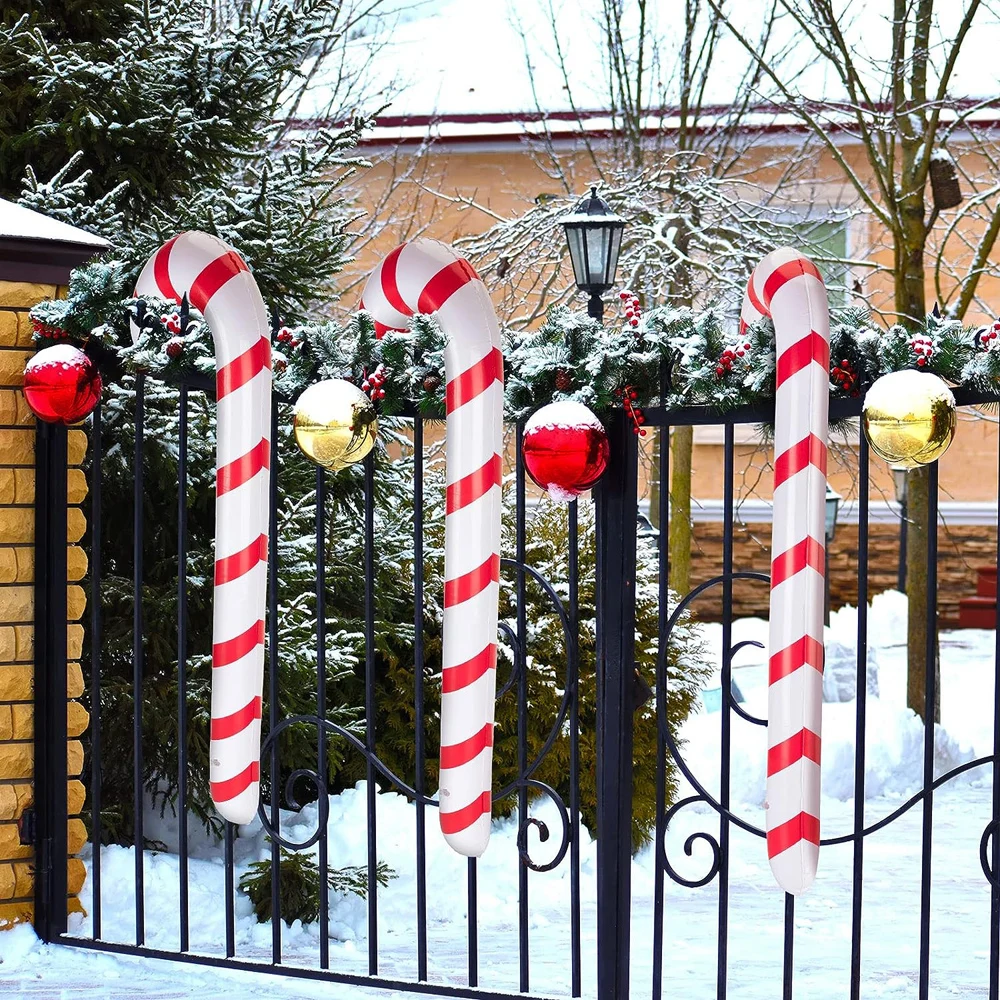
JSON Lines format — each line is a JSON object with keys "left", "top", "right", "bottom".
{"left": 29, "top": 374, "right": 1000, "bottom": 1000}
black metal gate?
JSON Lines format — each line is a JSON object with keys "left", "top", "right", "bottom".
{"left": 30, "top": 374, "right": 1000, "bottom": 1000}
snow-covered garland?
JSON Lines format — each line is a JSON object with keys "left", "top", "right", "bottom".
{"left": 28, "top": 288, "right": 1000, "bottom": 420}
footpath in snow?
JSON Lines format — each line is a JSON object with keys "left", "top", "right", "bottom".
{"left": 1, "top": 592, "right": 998, "bottom": 999}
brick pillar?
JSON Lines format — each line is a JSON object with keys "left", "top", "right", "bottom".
{"left": 0, "top": 281, "right": 90, "bottom": 928}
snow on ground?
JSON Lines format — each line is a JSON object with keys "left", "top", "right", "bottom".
{"left": 2, "top": 591, "right": 999, "bottom": 998}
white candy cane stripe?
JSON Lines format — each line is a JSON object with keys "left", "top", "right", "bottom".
{"left": 742, "top": 247, "right": 829, "bottom": 895}
{"left": 134, "top": 232, "right": 272, "bottom": 826}
{"left": 360, "top": 239, "right": 503, "bottom": 857}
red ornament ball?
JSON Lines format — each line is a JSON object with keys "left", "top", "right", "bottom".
{"left": 522, "top": 401, "right": 609, "bottom": 502}
{"left": 23, "top": 344, "right": 102, "bottom": 425}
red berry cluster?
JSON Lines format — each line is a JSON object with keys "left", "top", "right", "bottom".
{"left": 618, "top": 385, "right": 647, "bottom": 437}
{"left": 160, "top": 312, "right": 182, "bottom": 336}
{"left": 831, "top": 357, "right": 859, "bottom": 395}
{"left": 30, "top": 318, "right": 69, "bottom": 341}
{"left": 714, "top": 339, "right": 752, "bottom": 379}
{"left": 618, "top": 290, "right": 642, "bottom": 330}
{"left": 275, "top": 326, "right": 301, "bottom": 350}
{"left": 909, "top": 333, "right": 934, "bottom": 367}
{"left": 980, "top": 318, "right": 1000, "bottom": 350}
{"left": 362, "top": 364, "right": 387, "bottom": 401}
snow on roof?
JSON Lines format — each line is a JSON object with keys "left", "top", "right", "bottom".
{"left": 301, "top": 0, "right": 1000, "bottom": 139}
{"left": 0, "top": 198, "right": 109, "bottom": 249}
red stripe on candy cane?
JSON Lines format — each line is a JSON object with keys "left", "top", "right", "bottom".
{"left": 762, "top": 258, "right": 822, "bottom": 308}
{"left": 217, "top": 439, "right": 270, "bottom": 496}
{"left": 746, "top": 273, "right": 768, "bottom": 317}
{"left": 769, "top": 635, "right": 825, "bottom": 684}
{"left": 211, "top": 696, "right": 262, "bottom": 741}
{"left": 440, "top": 724, "right": 494, "bottom": 769}
{"left": 215, "top": 534, "right": 268, "bottom": 586}
{"left": 446, "top": 347, "right": 504, "bottom": 413}
{"left": 153, "top": 236, "right": 181, "bottom": 302}
{"left": 770, "top": 535, "right": 825, "bottom": 588}
{"left": 776, "top": 332, "right": 829, "bottom": 388}
{"left": 442, "top": 644, "right": 497, "bottom": 694}
{"left": 773, "top": 433, "right": 827, "bottom": 488}
{"left": 380, "top": 245, "right": 411, "bottom": 317}
{"left": 418, "top": 258, "right": 478, "bottom": 314}
{"left": 767, "top": 728, "right": 822, "bottom": 776}
{"left": 217, "top": 337, "right": 271, "bottom": 399}
{"left": 439, "top": 791, "right": 491, "bottom": 835}
{"left": 211, "top": 760, "right": 260, "bottom": 804}
{"left": 213, "top": 619, "right": 265, "bottom": 668}
{"left": 444, "top": 553, "right": 500, "bottom": 608}
{"left": 446, "top": 454, "right": 502, "bottom": 514}
{"left": 767, "top": 812, "right": 821, "bottom": 859}
{"left": 189, "top": 250, "right": 249, "bottom": 313}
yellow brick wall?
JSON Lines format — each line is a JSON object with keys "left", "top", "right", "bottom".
{"left": 0, "top": 280, "right": 89, "bottom": 928}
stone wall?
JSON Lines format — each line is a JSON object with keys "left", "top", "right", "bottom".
{"left": 0, "top": 281, "right": 89, "bottom": 928}
{"left": 687, "top": 518, "right": 994, "bottom": 626}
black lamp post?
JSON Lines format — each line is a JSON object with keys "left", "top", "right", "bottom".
{"left": 892, "top": 465, "right": 908, "bottom": 593}
{"left": 824, "top": 484, "right": 841, "bottom": 626}
{"left": 562, "top": 186, "right": 625, "bottom": 321}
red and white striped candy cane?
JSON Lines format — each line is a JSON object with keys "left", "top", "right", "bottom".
{"left": 134, "top": 232, "right": 271, "bottom": 826}
{"left": 741, "top": 247, "right": 829, "bottom": 895}
{"left": 360, "top": 240, "right": 503, "bottom": 857}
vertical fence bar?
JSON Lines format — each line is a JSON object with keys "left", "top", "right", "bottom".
{"left": 132, "top": 375, "right": 146, "bottom": 946}
{"left": 413, "top": 418, "right": 428, "bottom": 981}
{"left": 568, "top": 498, "right": 582, "bottom": 999}
{"left": 717, "top": 422, "right": 735, "bottom": 1000}
{"left": 177, "top": 385, "right": 190, "bottom": 952}
{"left": 364, "top": 451, "right": 378, "bottom": 975}
{"left": 652, "top": 419, "right": 670, "bottom": 1000}
{"left": 224, "top": 822, "right": 235, "bottom": 956}
{"left": 33, "top": 419, "right": 69, "bottom": 942}
{"left": 267, "top": 398, "right": 281, "bottom": 963}
{"left": 317, "top": 465, "right": 330, "bottom": 970}
{"left": 850, "top": 434, "right": 871, "bottom": 999}
{"left": 89, "top": 403, "right": 103, "bottom": 940}
{"left": 516, "top": 419, "right": 529, "bottom": 993}
{"left": 918, "top": 462, "right": 939, "bottom": 1000}
{"left": 991, "top": 432, "right": 1000, "bottom": 1000}
{"left": 467, "top": 858, "right": 479, "bottom": 987}
{"left": 594, "top": 411, "right": 638, "bottom": 1000}
{"left": 783, "top": 895, "right": 795, "bottom": 1000}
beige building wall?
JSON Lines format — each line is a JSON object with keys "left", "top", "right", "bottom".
{"left": 0, "top": 280, "right": 89, "bottom": 928}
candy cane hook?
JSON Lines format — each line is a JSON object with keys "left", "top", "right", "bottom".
{"left": 741, "top": 247, "right": 829, "bottom": 895}
{"left": 134, "top": 232, "right": 272, "bottom": 826}
{"left": 360, "top": 240, "right": 504, "bottom": 857}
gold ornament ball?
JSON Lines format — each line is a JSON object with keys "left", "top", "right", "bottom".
{"left": 862, "top": 369, "right": 956, "bottom": 469}
{"left": 293, "top": 379, "right": 377, "bottom": 470}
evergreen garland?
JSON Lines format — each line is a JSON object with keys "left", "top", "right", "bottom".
{"left": 29, "top": 283, "right": 1000, "bottom": 423}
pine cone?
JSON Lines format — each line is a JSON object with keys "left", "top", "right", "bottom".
{"left": 554, "top": 369, "right": 572, "bottom": 391}
{"left": 422, "top": 373, "right": 441, "bottom": 393}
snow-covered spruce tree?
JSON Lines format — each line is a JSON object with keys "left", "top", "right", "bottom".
{"left": 15, "top": 0, "right": 394, "bottom": 842}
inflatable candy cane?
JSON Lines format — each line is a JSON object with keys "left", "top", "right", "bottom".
{"left": 360, "top": 240, "right": 503, "bottom": 857}
{"left": 740, "top": 248, "right": 830, "bottom": 895}
{"left": 134, "top": 232, "right": 271, "bottom": 826}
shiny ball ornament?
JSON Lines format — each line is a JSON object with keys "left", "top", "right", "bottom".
{"left": 522, "top": 401, "right": 609, "bottom": 502}
{"left": 293, "top": 378, "right": 378, "bottom": 470}
{"left": 862, "top": 369, "right": 957, "bottom": 469}
{"left": 23, "top": 344, "right": 102, "bottom": 424}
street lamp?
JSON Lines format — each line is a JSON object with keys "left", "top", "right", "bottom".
{"left": 824, "top": 484, "right": 842, "bottom": 625}
{"left": 891, "top": 464, "right": 908, "bottom": 593}
{"left": 562, "top": 186, "right": 625, "bottom": 321}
